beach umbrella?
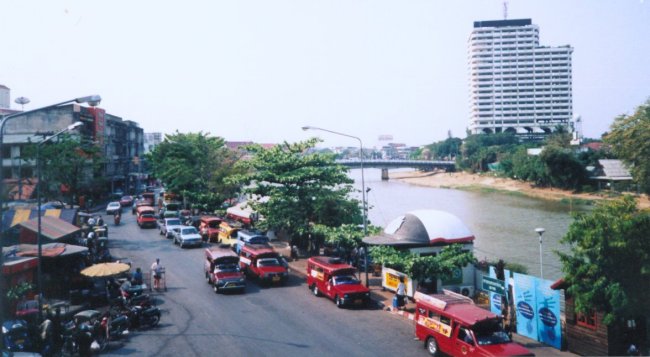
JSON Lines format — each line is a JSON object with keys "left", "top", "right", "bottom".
{"left": 80, "top": 262, "right": 130, "bottom": 278}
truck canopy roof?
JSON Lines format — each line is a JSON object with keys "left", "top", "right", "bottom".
{"left": 309, "top": 256, "right": 356, "bottom": 275}
{"left": 416, "top": 291, "right": 497, "bottom": 326}
{"left": 206, "top": 247, "right": 238, "bottom": 261}
{"left": 242, "top": 243, "right": 275, "bottom": 256}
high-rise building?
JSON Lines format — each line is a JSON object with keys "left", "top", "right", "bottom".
{"left": 144, "top": 132, "right": 163, "bottom": 153}
{"left": 468, "top": 19, "right": 573, "bottom": 140}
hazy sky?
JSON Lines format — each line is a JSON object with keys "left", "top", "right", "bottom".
{"left": 1, "top": 1, "right": 649, "bottom": 148}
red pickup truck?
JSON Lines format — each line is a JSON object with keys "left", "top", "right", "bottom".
{"left": 239, "top": 244, "right": 288, "bottom": 285}
{"left": 306, "top": 256, "right": 370, "bottom": 308}
{"left": 414, "top": 291, "right": 533, "bottom": 356}
{"left": 204, "top": 246, "right": 245, "bottom": 293}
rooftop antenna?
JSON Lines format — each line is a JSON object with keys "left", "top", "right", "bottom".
{"left": 503, "top": 1, "right": 508, "bottom": 20}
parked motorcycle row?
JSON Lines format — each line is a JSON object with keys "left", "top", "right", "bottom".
{"left": 3, "top": 207, "right": 164, "bottom": 356}
{"left": 4, "top": 281, "right": 162, "bottom": 356}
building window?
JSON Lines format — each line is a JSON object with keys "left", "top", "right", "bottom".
{"left": 576, "top": 310, "right": 597, "bottom": 330}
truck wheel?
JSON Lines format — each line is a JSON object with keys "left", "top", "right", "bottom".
{"left": 426, "top": 337, "right": 439, "bottom": 356}
{"left": 335, "top": 295, "right": 343, "bottom": 308}
{"left": 312, "top": 285, "right": 320, "bottom": 297}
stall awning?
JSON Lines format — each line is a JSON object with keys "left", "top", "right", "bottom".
{"left": 2, "top": 208, "right": 78, "bottom": 232}
{"left": 18, "top": 216, "right": 81, "bottom": 241}
{"left": 12, "top": 243, "right": 88, "bottom": 258}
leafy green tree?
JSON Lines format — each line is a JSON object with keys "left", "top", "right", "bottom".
{"left": 229, "top": 139, "right": 363, "bottom": 246}
{"left": 22, "top": 134, "right": 104, "bottom": 205}
{"left": 458, "top": 133, "right": 519, "bottom": 172}
{"left": 605, "top": 100, "right": 650, "bottom": 194}
{"left": 558, "top": 196, "right": 650, "bottom": 325}
{"left": 312, "top": 224, "right": 382, "bottom": 253}
{"left": 426, "top": 137, "right": 463, "bottom": 160}
{"left": 544, "top": 125, "right": 572, "bottom": 148}
{"left": 370, "top": 245, "right": 476, "bottom": 285}
{"left": 540, "top": 146, "right": 587, "bottom": 190}
{"left": 147, "top": 132, "right": 243, "bottom": 211}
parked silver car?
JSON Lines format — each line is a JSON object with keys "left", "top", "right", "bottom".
{"left": 173, "top": 225, "right": 202, "bottom": 248}
{"left": 159, "top": 217, "right": 183, "bottom": 239}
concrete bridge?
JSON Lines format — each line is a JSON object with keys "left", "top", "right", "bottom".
{"left": 336, "top": 159, "right": 456, "bottom": 180}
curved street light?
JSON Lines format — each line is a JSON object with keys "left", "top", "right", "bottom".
{"left": 302, "top": 126, "right": 369, "bottom": 287}
{"left": 0, "top": 95, "right": 101, "bottom": 335}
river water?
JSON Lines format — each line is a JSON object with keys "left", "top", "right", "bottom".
{"left": 349, "top": 169, "right": 590, "bottom": 282}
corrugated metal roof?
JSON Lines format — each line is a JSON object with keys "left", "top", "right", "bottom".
{"left": 595, "top": 159, "right": 632, "bottom": 180}
{"left": 18, "top": 216, "right": 81, "bottom": 240}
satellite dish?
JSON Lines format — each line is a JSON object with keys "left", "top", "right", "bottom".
{"left": 15, "top": 97, "right": 30, "bottom": 105}
{"left": 15, "top": 97, "right": 30, "bottom": 111}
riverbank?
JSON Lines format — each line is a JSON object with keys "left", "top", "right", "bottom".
{"left": 391, "top": 171, "right": 650, "bottom": 209}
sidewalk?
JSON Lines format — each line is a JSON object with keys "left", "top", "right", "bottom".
{"left": 285, "top": 255, "right": 575, "bottom": 357}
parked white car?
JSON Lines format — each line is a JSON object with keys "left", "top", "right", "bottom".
{"left": 159, "top": 218, "right": 183, "bottom": 239}
{"left": 173, "top": 225, "right": 202, "bottom": 248}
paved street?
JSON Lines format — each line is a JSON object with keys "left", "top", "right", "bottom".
{"left": 102, "top": 212, "right": 423, "bottom": 356}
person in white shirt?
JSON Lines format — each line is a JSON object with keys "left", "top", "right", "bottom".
{"left": 151, "top": 258, "right": 162, "bottom": 289}
{"left": 396, "top": 276, "right": 406, "bottom": 309}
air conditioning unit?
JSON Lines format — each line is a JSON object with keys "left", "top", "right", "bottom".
{"left": 460, "top": 285, "right": 475, "bottom": 297}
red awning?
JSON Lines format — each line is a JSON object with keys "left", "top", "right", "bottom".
{"left": 18, "top": 216, "right": 81, "bottom": 241}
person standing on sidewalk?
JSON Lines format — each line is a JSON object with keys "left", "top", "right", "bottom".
{"left": 396, "top": 276, "right": 406, "bottom": 309}
{"left": 151, "top": 258, "right": 162, "bottom": 289}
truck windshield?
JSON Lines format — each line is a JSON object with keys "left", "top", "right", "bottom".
{"left": 216, "top": 264, "right": 239, "bottom": 272}
{"left": 257, "top": 258, "right": 280, "bottom": 267}
{"left": 472, "top": 320, "right": 512, "bottom": 346}
{"left": 332, "top": 275, "right": 360, "bottom": 285}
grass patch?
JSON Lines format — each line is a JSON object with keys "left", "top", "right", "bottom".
{"left": 461, "top": 186, "right": 527, "bottom": 198}
{"left": 559, "top": 197, "right": 595, "bottom": 206}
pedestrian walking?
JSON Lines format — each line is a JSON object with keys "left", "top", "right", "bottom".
{"left": 151, "top": 258, "right": 162, "bottom": 289}
{"left": 396, "top": 276, "right": 406, "bottom": 309}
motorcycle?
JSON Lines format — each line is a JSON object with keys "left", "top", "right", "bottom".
{"left": 125, "top": 305, "right": 161, "bottom": 329}
{"left": 60, "top": 310, "right": 108, "bottom": 356}
{"left": 101, "top": 312, "right": 130, "bottom": 340}
{"left": 2, "top": 319, "right": 34, "bottom": 352}
{"left": 109, "top": 294, "right": 153, "bottom": 316}
{"left": 114, "top": 212, "right": 121, "bottom": 226}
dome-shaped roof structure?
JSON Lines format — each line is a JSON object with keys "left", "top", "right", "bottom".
{"left": 363, "top": 210, "right": 474, "bottom": 247}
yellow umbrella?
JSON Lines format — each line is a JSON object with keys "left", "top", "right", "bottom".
{"left": 80, "top": 262, "right": 131, "bottom": 278}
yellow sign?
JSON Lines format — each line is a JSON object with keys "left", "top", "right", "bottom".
{"left": 384, "top": 272, "right": 408, "bottom": 290}
{"left": 417, "top": 316, "right": 452, "bottom": 338}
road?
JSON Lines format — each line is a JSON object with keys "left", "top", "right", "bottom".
{"left": 102, "top": 211, "right": 424, "bottom": 356}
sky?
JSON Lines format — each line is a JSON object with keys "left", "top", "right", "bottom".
{"left": 1, "top": 1, "right": 649, "bottom": 148}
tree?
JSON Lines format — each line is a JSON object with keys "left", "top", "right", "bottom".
{"left": 312, "top": 223, "right": 382, "bottom": 253}
{"left": 458, "top": 133, "right": 519, "bottom": 172}
{"left": 605, "top": 100, "right": 650, "bottom": 194}
{"left": 370, "top": 245, "right": 476, "bottom": 286}
{"left": 147, "top": 132, "right": 243, "bottom": 211}
{"left": 558, "top": 196, "right": 650, "bottom": 325}
{"left": 539, "top": 146, "right": 587, "bottom": 190}
{"left": 229, "top": 139, "right": 363, "bottom": 247}
{"left": 22, "top": 134, "right": 104, "bottom": 205}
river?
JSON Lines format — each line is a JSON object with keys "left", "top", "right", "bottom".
{"left": 348, "top": 168, "right": 590, "bottom": 282}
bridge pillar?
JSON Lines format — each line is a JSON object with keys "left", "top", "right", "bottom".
{"left": 381, "top": 168, "right": 389, "bottom": 181}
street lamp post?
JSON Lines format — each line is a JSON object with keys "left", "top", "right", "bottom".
{"left": 36, "top": 122, "right": 84, "bottom": 320}
{"left": 302, "top": 126, "right": 369, "bottom": 287}
{"left": 535, "top": 227, "right": 545, "bottom": 280}
{"left": 0, "top": 95, "right": 101, "bottom": 333}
